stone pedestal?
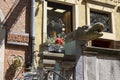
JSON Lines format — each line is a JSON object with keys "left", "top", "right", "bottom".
{"left": 64, "top": 40, "right": 120, "bottom": 80}
{"left": 64, "top": 40, "right": 86, "bottom": 80}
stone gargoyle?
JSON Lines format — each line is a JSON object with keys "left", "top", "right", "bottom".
{"left": 64, "top": 22, "right": 104, "bottom": 80}
{"left": 65, "top": 22, "right": 104, "bottom": 42}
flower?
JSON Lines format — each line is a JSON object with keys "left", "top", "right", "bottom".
{"left": 55, "top": 38, "right": 63, "bottom": 45}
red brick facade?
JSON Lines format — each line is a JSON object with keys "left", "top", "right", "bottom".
{"left": 1, "top": 0, "right": 120, "bottom": 80}
{"left": 4, "top": 45, "right": 29, "bottom": 80}
{"left": 0, "top": 0, "right": 31, "bottom": 79}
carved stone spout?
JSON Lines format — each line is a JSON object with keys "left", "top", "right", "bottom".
{"left": 65, "top": 22, "right": 104, "bottom": 42}
{"left": 64, "top": 22, "right": 104, "bottom": 80}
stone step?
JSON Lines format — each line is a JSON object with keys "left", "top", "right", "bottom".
{"left": 43, "top": 59, "right": 56, "bottom": 65}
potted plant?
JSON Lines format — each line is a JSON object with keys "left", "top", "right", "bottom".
{"left": 45, "top": 37, "right": 65, "bottom": 53}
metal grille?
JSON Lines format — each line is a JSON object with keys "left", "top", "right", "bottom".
{"left": 90, "top": 10, "right": 112, "bottom": 33}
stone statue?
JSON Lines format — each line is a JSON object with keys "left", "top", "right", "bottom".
{"left": 65, "top": 22, "right": 104, "bottom": 42}
{"left": 64, "top": 22, "right": 104, "bottom": 80}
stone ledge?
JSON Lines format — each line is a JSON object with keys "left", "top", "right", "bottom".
{"left": 43, "top": 59, "right": 56, "bottom": 64}
{"left": 42, "top": 51, "right": 75, "bottom": 61}
{"left": 85, "top": 47, "right": 120, "bottom": 55}
{"left": 87, "top": 0, "right": 119, "bottom": 7}
{"left": 7, "top": 41, "right": 28, "bottom": 46}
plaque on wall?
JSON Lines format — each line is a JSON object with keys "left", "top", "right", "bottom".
{"left": 7, "top": 32, "right": 29, "bottom": 46}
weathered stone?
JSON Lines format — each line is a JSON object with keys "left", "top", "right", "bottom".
{"left": 64, "top": 22, "right": 104, "bottom": 80}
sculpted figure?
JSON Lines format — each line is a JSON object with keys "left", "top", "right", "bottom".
{"left": 65, "top": 22, "right": 104, "bottom": 42}
{"left": 64, "top": 22, "right": 104, "bottom": 80}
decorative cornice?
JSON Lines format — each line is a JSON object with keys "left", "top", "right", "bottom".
{"left": 86, "top": 0, "right": 119, "bottom": 7}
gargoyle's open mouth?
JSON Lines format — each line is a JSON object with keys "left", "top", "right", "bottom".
{"left": 90, "top": 22, "right": 104, "bottom": 35}
{"left": 93, "top": 29, "right": 103, "bottom": 34}
{"left": 94, "top": 30, "right": 102, "bottom": 34}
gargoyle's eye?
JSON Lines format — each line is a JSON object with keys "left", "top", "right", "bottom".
{"left": 82, "top": 25, "right": 89, "bottom": 30}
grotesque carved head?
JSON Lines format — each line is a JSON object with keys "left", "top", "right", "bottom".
{"left": 76, "top": 22, "right": 104, "bottom": 40}
{"left": 65, "top": 22, "right": 104, "bottom": 42}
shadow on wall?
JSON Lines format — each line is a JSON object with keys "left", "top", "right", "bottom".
{"left": 117, "top": 7, "right": 120, "bottom": 12}
{"left": 5, "top": 54, "right": 24, "bottom": 80}
{"left": 0, "top": 29, "right": 5, "bottom": 48}
{"left": 4, "top": 0, "right": 30, "bottom": 33}
{"left": 35, "top": 0, "right": 42, "bottom": 16}
{"left": 0, "top": 9, "right": 5, "bottom": 47}
{"left": 5, "top": 63, "right": 18, "bottom": 80}
{"left": 3, "top": 0, "right": 30, "bottom": 79}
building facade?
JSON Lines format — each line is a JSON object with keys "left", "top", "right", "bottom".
{"left": 0, "top": 0, "right": 31, "bottom": 80}
{"left": 34, "top": 0, "right": 120, "bottom": 79}
{"left": 0, "top": 0, "right": 120, "bottom": 80}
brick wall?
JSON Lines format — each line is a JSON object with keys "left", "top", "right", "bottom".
{"left": 4, "top": 45, "right": 30, "bottom": 80}
{"left": 0, "top": 0, "right": 31, "bottom": 80}
{"left": 0, "top": 0, "right": 30, "bottom": 33}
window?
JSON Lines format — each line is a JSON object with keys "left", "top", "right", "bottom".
{"left": 90, "top": 10, "right": 112, "bottom": 33}
{"left": 86, "top": 3, "right": 115, "bottom": 40}
{"left": 90, "top": 10, "right": 114, "bottom": 48}
{"left": 86, "top": 3, "right": 116, "bottom": 47}
{"left": 47, "top": 1, "right": 73, "bottom": 38}
{"left": 92, "top": 39, "right": 113, "bottom": 48}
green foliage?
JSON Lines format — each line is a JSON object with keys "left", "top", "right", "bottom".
{"left": 12, "top": 58, "right": 22, "bottom": 68}
{"left": 45, "top": 37, "right": 55, "bottom": 45}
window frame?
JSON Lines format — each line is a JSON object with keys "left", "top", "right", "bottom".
{"left": 42, "top": 0, "right": 78, "bottom": 42}
{"left": 86, "top": 3, "right": 115, "bottom": 40}
{"left": 90, "top": 9, "right": 112, "bottom": 33}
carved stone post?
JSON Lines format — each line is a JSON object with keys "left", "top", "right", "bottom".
{"left": 64, "top": 40, "right": 86, "bottom": 80}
